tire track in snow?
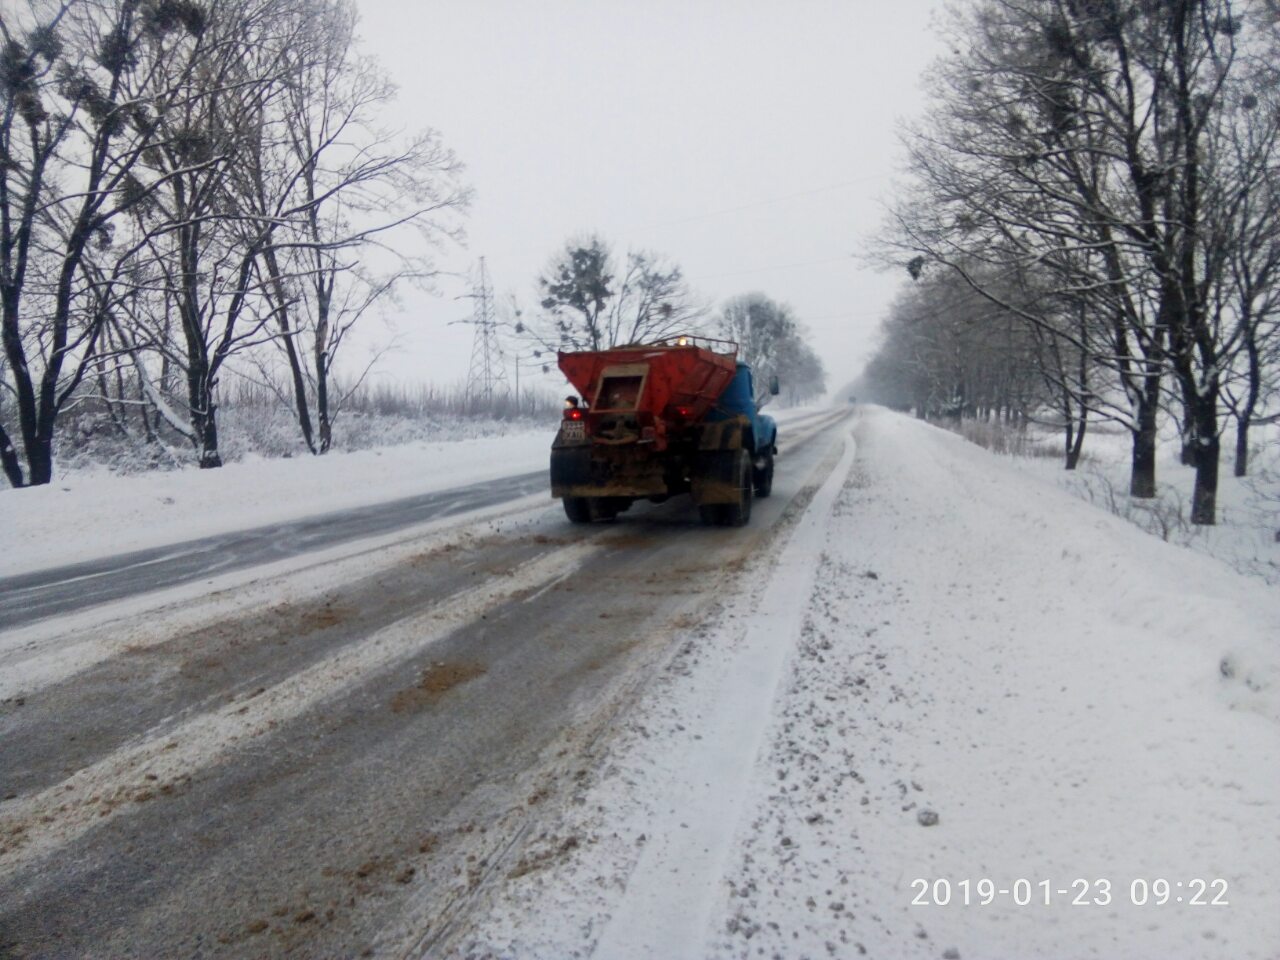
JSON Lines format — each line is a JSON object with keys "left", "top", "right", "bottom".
{"left": 588, "top": 428, "right": 858, "bottom": 959}
{"left": 0, "top": 491, "right": 553, "bottom": 701}
{"left": 0, "top": 539, "right": 600, "bottom": 875}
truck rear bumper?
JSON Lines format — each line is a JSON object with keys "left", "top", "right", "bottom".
{"left": 550, "top": 446, "right": 672, "bottom": 499}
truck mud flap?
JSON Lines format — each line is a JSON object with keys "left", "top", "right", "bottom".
{"left": 550, "top": 447, "right": 592, "bottom": 489}
{"left": 691, "top": 449, "right": 740, "bottom": 505}
{"left": 696, "top": 418, "right": 746, "bottom": 453}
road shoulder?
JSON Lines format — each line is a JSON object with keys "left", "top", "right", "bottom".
{"left": 455, "top": 406, "right": 1280, "bottom": 960}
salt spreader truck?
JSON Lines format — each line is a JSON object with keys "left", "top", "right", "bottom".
{"left": 550, "top": 335, "right": 779, "bottom": 526}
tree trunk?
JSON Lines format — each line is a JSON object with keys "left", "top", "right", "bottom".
{"left": 288, "top": 339, "right": 318, "bottom": 455}
{"left": 1066, "top": 412, "right": 1087, "bottom": 471}
{"left": 0, "top": 422, "right": 25, "bottom": 488}
{"left": 184, "top": 353, "right": 222, "bottom": 469}
{"left": 261, "top": 246, "right": 316, "bottom": 455}
{"left": 1179, "top": 427, "right": 1196, "bottom": 466}
{"left": 1234, "top": 419, "right": 1249, "bottom": 479}
{"left": 1130, "top": 395, "right": 1158, "bottom": 498}
{"left": 1191, "top": 436, "right": 1219, "bottom": 525}
{"left": 1, "top": 286, "right": 41, "bottom": 486}
{"left": 1189, "top": 392, "right": 1219, "bottom": 526}
{"left": 316, "top": 347, "right": 332, "bottom": 454}
{"left": 26, "top": 432, "right": 53, "bottom": 485}
{"left": 137, "top": 370, "right": 157, "bottom": 445}
{"left": 176, "top": 213, "right": 222, "bottom": 470}
{"left": 1234, "top": 336, "right": 1261, "bottom": 478}
{"left": 1175, "top": 378, "right": 1197, "bottom": 466}
{"left": 98, "top": 368, "right": 130, "bottom": 439}
{"left": 192, "top": 404, "right": 222, "bottom": 469}
{"left": 311, "top": 268, "right": 334, "bottom": 454}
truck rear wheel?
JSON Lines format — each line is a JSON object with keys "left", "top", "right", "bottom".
{"left": 701, "top": 449, "right": 753, "bottom": 527}
{"left": 698, "top": 504, "right": 724, "bottom": 525}
{"left": 563, "top": 496, "right": 619, "bottom": 524}
{"left": 753, "top": 453, "right": 774, "bottom": 498}
{"left": 723, "top": 449, "right": 754, "bottom": 526}
{"left": 563, "top": 497, "right": 593, "bottom": 523}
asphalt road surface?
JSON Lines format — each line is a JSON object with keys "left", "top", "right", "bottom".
{"left": 0, "top": 408, "right": 850, "bottom": 959}
{"left": 0, "top": 470, "right": 548, "bottom": 631}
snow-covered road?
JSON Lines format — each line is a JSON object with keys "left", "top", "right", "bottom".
{"left": 1, "top": 405, "right": 1275, "bottom": 960}
{"left": 458, "top": 406, "right": 1280, "bottom": 960}
{"left": 0, "top": 410, "right": 852, "bottom": 958}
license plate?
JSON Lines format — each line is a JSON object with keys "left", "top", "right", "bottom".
{"left": 562, "top": 421, "right": 585, "bottom": 441}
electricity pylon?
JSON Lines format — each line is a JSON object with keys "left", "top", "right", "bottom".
{"left": 461, "top": 257, "right": 508, "bottom": 413}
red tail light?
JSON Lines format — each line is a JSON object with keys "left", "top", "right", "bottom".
{"left": 673, "top": 405, "right": 693, "bottom": 419}
{"left": 564, "top": 407, "right": 584, "bottom": 421}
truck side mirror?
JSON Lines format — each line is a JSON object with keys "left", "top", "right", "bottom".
{"left": 769, "top": 375, "right": 780, "bottom": 396}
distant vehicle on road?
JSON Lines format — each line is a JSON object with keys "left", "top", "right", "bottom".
{"left": 551, "top": 335, "right": 778, "bottom": 526}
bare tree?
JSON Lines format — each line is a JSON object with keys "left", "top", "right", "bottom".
{"left": 774, "top": 335, "right": 826, "bottom": 406}
{"left": 715, "top": 293, "right": 798, "bottom": 388}
{"left": 0, "top": 0, "right": 209, "bottom": 486}
{"left": 714, "top": 292, "right": 826, "bottom": 405}
{"left": 1, "top": 0, "right": 468, "bottom": 480}
{"left": 859, "top": 268, "right": 1049, "bottom": 424}
{"left": 533, "top": 235, "right": 704, "bottom": 351}
{"left": 125, "top": 0, "right": 329, "bottom": 469}
{"left": 884, "top": 0, "right": 1277, "bottom": 523}
{"left": 1212, "top": 24, "right": 1280, "bottom": 476}
{"left": 252, "top": 0, "right": 468, "bottom": 453}
{"left": 101, "top": 0, "right": 468, "bottom": 466}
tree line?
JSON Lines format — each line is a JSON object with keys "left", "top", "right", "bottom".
{"left": 861, "top": 0, "right": 1280, "bottom": 525}
{"left": 1, "top": 1, "right": 826, "bottom": 490}
{"left": 0, "top": 0, "right": 468, "bottom": 487}
{"left": 518, "top": 234, "right": 827, "bottom": 406}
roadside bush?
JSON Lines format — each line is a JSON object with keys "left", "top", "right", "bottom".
{"left": 943, "top": 417, "right": 1063, "bottom": 460}
{"left": 48, "top": 374, "right": 561, "bottom": 476}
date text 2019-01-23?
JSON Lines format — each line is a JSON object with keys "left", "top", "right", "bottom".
{"left": 910, "top": 878, "right": 1229, "bottom": 907}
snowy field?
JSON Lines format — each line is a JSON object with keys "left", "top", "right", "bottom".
{"left": 990, "top": 421, "right": 1280, "bottom": 586}
{"left": 459, "top": 406, "right": 1279, "bottom": 959}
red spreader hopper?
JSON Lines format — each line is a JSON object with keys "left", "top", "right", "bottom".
{"left": 558, "top": 336, "right": 738, "bottom": 422}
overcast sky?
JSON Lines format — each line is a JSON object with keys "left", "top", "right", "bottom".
{"left": 350, "top": 0, "right": 944, "bottom": 397}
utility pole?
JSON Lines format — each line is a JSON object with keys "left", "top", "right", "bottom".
{"left": 461, "top": 258, "right": 508, "bottom": 414}
{"left": 511, "top": 350, "right": 552, "bottom": 415}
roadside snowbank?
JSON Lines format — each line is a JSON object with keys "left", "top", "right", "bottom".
{"left": 460, "top": 406, "right": 1280, "bottom": 959}
{"left": 3, "top": 429, "right": 553, "bottom": 577}
{"left": 969, "top": 419, "right": 1280, "bottom": 585}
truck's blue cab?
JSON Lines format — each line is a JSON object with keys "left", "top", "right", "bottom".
{"left": 704, "top": 361, "right": 778, "bottom": 500}
{"left": 709, "top": 362, "right": 778, "bottom": 456}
